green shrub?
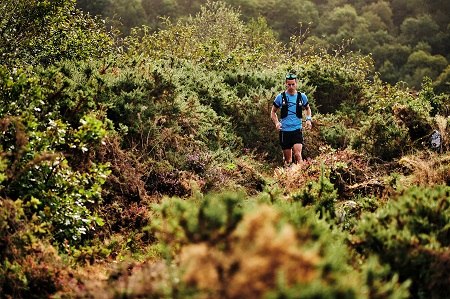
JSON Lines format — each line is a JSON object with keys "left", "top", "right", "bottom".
{"left": 358, "top": 78, "right": 435, "bottom": 153}
{"left": 0, "top": 115, "right": 110, "bottom": 246}
{"left": 320, "top": 115, "right": 351, "bottom": 150}
{"left": 151, "top": 191, "right": 246, "bottom": 247}
{"left": 0, "top": 65, "right": 111, "bottom": 247}
{"left": 123, "top": 1, "right": 286, "bottom": 70}
{"left": 301, "top": 52, "right": 371, "bottom": 114}
{"left": 292, "top": 165, "right": 338, "bottom": 219}
{"left": 0, "top": 199, "right": 66, "bottom": 298}
{"left": 0, "top": 0, "right": 115, "bottom": 67}
{"left": 355, "top": 185, "right": 450, "bottom": 298}
{"left": 351, "top": 113, "right": 410, "bottom": 161}
{"left": 146, "top": 191, "right": 409, "bottom": 298}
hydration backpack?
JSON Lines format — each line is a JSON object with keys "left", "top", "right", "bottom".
{"left": 281, "top": 91, "right": 303, "bottom": 119}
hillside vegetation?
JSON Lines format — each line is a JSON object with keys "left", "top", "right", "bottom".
{"left": 76, "top": 0, "right": 450, "bottom": 92}
{"left": 0, "top": 1, "right": 449, "bottom": 298}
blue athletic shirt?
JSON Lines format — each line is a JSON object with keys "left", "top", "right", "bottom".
{"left": 273, "top": 92, "right": 308, "bottom": 132}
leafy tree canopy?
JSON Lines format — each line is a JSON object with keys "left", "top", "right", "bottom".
{"left": 0, "top": 0, "right": 115, "bottom": 67}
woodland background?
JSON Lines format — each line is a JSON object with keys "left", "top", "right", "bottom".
{"left": 0, "top": 0, "right": 449, "bottom": 298}
{"left": 76, "top": 0, "right": 450, "bottom": 92}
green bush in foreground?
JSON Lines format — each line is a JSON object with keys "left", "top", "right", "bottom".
{"left": 355, "top": 185, "right": 450, "bottom": 298}
{"left": 142, "top": 191, "right": 410, "bottom": 299}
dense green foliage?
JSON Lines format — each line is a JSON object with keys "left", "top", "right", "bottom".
{"left": 355, "top": 185, "right": 450, "bottom": 298}
{"left": 0, "top": 0, "right": 449, "bottom": 298}
{"left": 1, "top": 0, "right": 115, "bottom": 67}
{"left": 77, "top": 0, "right": 450, "bottom": 91}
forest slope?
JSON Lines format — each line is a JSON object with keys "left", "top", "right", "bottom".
{"left": 76, "top": 0, "right": 450, "bottom": 92}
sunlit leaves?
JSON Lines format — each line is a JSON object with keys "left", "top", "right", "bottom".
{"left": 33, "top": 159, "right": 110, "bottom": 244}
{"left": 124, "top": 1, "right": 287, "bottom": 70}
{"left": 0, "top": 63, "right": 111, "bottom": 247}
{"left": 73, "top": 114, "right": 108, "bottom": 147}
{"left": 0, "top": 0, "right": 115, "bottom": 67}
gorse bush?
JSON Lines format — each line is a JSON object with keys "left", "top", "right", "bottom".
{"left": 351, "top": 113, "right": 410, "bottom": 161}
{"left": 300, "top": 50, "right": 372, "bottom": 115}
{"left": 292, "top": 165, "right": 338, "bottom": 219}
{"left": 138, "top": 192, "right": 410, "bottom": 299}
{"left": 319, "top": 115, "right": 351, "bottom": 150}
{"left": 355, "top": 185, "right": 450, "bottom": 298}
{"left": 349, "top": 81, "right": 440, "bottom": 161}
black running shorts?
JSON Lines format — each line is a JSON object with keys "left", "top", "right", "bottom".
{"left": 279, "top": 129, "right": 304, "bottom": 150}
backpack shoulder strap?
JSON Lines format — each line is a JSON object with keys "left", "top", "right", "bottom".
{"left": 281, "top": 91, "right": 288, "bottom": 105}
{"left": 280, "top": 92, "right": 288, "bottom": 118}
{"left": 296, "top": 92, "right": 303, "bottom": 118}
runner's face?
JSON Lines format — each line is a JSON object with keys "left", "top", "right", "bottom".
{"left": 285, "top": 79, "right": 297, "bottom": 93}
